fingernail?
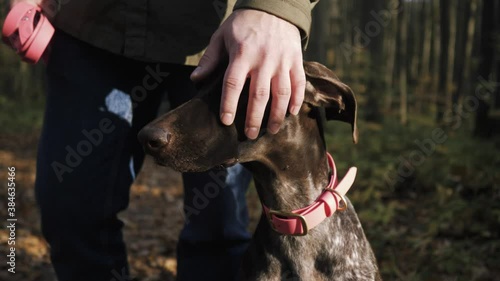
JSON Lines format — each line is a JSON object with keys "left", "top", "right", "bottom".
{"left": 290, "top": 106, "right": 300, "bottom": 115}
{"left": 268, "top": 122, "right": 281, "bottom": 134}
{"left": 245, "top": 127, "right": 259, "bottom": 139}
{"left": 221, "top": 113, "right": 233, "bottom": 125}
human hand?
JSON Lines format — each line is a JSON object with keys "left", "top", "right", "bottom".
{"left": 191, "top": 9, "right": 306, "bottom": 140}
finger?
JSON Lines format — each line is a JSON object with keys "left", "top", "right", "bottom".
{"left": 289, "top": 61, "right": 306, "bottom": 115}
{"left": 191, "top": 32, "right": 224, "bottom": 82}
{"left": 268, "top": 70, "right": 292, "bottom": 134}
{"left": 220, "top": 58, "right": 250, "bottom": 126}
{"left": 245, "top": 68, "right": 272, "bottom": 139}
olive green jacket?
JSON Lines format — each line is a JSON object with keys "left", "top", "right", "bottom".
{"left": 44, "top": 0, "right": 318, "bottom": 65}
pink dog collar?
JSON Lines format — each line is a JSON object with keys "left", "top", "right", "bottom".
{"left": 262, "top": 153, "right": 357, "bottom": 236}
{"left": 2, "top": 2, "right": 54, "bottom": 64}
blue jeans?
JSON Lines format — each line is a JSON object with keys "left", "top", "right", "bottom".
{"left": 35, "top": 30, "right": 252, "bottom": 281}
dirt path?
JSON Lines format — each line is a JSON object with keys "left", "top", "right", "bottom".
{"left": 0, "top": 133, "right": 259, "bottom": 281}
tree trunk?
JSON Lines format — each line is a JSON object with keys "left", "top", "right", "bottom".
{"left": 383, "top": 1, "right": 398, "bottom": 113}
{"left": 415, "top": 0, "right": 432, "bottom": 113}
{"left": 363, "top": 0, "right": 384, "bottom": 123}
{"left": 493, "top": 0, "right": 500, "bottom": 110}
{"left": 330, "top": 0, "right": 343, "bottom": 73}
{"left": 408, "top": 1, "right": 421, "bottom": 86}
{"left": 444, "top": 0, "right": 457, "bottom": 119}
{"left": 398, "top": 0, "right": 408, "bottom": 125}
{"left": 431, "top": 0, "right": 441, "bottom": 116}
{"left": 455, "top": 0, "right": 478, "bottom": 112}
{"left": 474, "top": 0, "right": 496, "bottom": 138}
{"left": 339, "top": 0, "right": 355, "bottom": 78}
{"left": 437, "top": 0, "right": 450, "bottom": 123}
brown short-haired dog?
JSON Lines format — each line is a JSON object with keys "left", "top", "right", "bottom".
{"left": 138, "top": 61, "right": 381, "bottom": 281}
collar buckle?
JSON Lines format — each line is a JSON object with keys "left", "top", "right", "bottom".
{"left": 323, "top": 188, "right": 348, "bottom": 211}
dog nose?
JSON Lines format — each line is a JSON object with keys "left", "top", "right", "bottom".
{"left": 137, "top": 127, "right": 171, "bottom": 154}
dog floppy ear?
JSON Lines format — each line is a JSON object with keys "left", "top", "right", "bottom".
{"left": 303, "top": 61, "right": 358, "bottom": 144}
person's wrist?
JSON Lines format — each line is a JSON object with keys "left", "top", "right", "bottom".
{"left": 228, "top": 8, "right": 302, "bottom": 50}
{"left": 232, "top": 8, "right": 301, "bottom": 34}
{"left": 233, "top": 1, "right": 312, "bottom": 45}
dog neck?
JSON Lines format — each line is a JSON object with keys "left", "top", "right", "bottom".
{"left": 242, "top": 111, "right": 331, "bottom": 211}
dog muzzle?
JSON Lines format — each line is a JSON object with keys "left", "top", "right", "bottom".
{"left": 2, "top": 2, "right": 55, "bottom": 64}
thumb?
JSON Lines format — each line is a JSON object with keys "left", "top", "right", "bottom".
{"left": 191, "top": 33, "right": 224, "bottom": 82}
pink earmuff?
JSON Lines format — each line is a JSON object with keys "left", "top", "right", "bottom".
{"left": 2, "top": 2, "right": 55, "bottom": 64}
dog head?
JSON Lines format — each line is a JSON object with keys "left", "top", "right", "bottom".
{"left": 138, "top": 61, "right": 357, "bottom": 172}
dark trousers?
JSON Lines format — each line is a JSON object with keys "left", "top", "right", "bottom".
{"left": 35, "top": 30, "right": 251, "bottom": 281}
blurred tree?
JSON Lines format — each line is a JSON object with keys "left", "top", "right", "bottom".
{"left": 444, "top": 0, "right": 457, "bottom": 117}
{"left": 362, "top": 0, "right": 384, "bottom": 123}
{"left": 437, "top": 0, "right": 450, "bottom": 123}
{"left": 431, "top": 0, "right": 442, "bottom": 115}
{"left": 474, "top": 0, "right": 499, "bottom": 138}
{"left": 455, "top": 0, "right": 479, "bottom": 113}
{"left": 382, "top": 2, "right": 398, "bottom": 114}
{"left": 413, "top": 0, "right": 432, "bottom": 114}
{"left": 398, "top": 0, "right": 408, "bottom": 125}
